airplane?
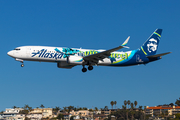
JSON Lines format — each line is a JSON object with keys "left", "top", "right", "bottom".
{"left": 7, "top": 28, "right": 171, "bottom": 72}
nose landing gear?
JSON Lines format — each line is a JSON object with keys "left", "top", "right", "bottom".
{"left": 21, "top": 64, "right": 24, "bottom": 67}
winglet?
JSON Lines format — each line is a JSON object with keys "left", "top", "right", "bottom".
{"left": 122, "top": 36, "right": 130, "bottom": 48}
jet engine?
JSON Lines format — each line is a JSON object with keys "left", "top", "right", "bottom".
{"left": 57, "top": 61, "right": 74, "bottom": 69}
{"left": 67, "top": 56, "right": 83, "bottom": 65}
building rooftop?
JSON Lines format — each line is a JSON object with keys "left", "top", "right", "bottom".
{"left": 147, "top": 106, "right": 180, "bottom": 110}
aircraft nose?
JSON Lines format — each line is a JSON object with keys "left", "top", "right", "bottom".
{"left": 7, "top": 51, "right": 14, "bottom": 57}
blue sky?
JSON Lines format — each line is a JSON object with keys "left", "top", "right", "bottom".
{"left": 0, "top": 0, "right": 180, "bottom": 111}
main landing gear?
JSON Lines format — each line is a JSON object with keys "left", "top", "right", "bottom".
{"left": 82, "top": 65, "right": 93, "bottom": 73}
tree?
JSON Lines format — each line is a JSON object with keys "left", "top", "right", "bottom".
{"left": 40, "top": 104, "right": 45, "bottom": 109}
{"left": 169, "top": 103, "right": 174, "bottom": 107}
{"left": 12, "top": 106, "right": 17, "bottom": 109}
{"left": 53, "top": 106, "right": 60, "bottom": 112}
{"left": 57, "top": 113, "right": 64, "bottom": 119}
{"left": 68, "top": 106, "right": 74, "bottom": 113}
{"left": 110, "top": 101, "right": 114, "bottom": 109}
{"left": 89, "top": 109, "right": 93, "bottom": 112}
{"left": 70, "top": 116, "right": 75, "bottom": 120}
{"left": 95, "top": 107, "right": 98, "bottom": 111}
{"left": 114, "top": 101, "right": 117, "bottom": 109}
{"left": 139, "top": 106, "right": 142, "bottom": 110}
{"left": 63, "top": 107, "right": 68, "bottom": 112}
{"left": 143, "top": 106, "right": 146, "bottom": 120}
{"left": 124, "top": 100, "right": 127, "bottom": 109}
{"left": 104, "top": 106, "right": 108, "bottom": 110}
{"left": 83, "top": 107, "right": 88, "bottom": 110}
{"left": 175, "top": 113, "right": 180, "bottom": 119}
{"left": 130, "top": 110, "right": 135, "bottom": 120}
{"left": 24, "top": 104, "right": 29, "bottom": 110}
{"left": 130, "top": 103, "right": 134, "bottom": 109}
{"left": 127, "top": 100, "right": 130, "bottom": 109}
{"left": 134, "top": 101, "right": 137, "bottom": 109}
{"left": 175, "top": 98, "right": 180, "bottom": 106}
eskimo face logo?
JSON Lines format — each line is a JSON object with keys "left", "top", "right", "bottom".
{"left": 147, "top": 38, "right": 157, "bottom": 53}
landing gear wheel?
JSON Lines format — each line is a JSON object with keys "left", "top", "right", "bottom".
{"left": 82, "top": 67, "right": 87, "bottom": 72}
{"left": 21, "top": 64, "right": 24, "bottom": 67}
{"left": 88, "top": 66, "right": 93, "bottom": 71}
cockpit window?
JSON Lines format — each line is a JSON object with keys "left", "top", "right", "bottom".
{"left": 14, "top": 48, "right": 21, "bottom": 50}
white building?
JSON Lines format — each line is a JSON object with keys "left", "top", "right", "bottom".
{"left": 0, "top": 108, "right": 25, "bottom": 120}
{"left": 26, "top": 113, "right": 42, "bottom": 120}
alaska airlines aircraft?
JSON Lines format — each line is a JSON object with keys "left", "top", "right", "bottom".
{"left": 7, "top": 29, "right": 171, "bottom": 72}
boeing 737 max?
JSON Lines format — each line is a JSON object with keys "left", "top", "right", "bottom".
{"left": 7, "top": 29, "right": 171, "bottom": 72}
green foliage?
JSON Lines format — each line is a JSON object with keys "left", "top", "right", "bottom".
{"left": 57, "top": 113, "right": 64, "bottom": 119}
{"left": 112, "top": 109, "right": 144, "bottom": 120}
{"left": 175, "top": 113, "right": 180, "bottom": 119}
{"left": 89, "top": 109, "right": 93, "bottom": 112}
{"left": 19, "top": 110, "right": 29, "bottom": 114}
{"left": 70, "top": 116, "right": 75, "bottom": 120}
{"left": 53, "top": 106, "right": 60, "bottom": 112}
{"left": 124, "top": 100, "right": 127, "bottom": 108}
{"left": 127, "top": 100, "right": 130, "bottom": 109}
{"left": 110, "top": 101, "right": 114, "bottom": 109}
{"left": 82, "top": 107, "right": 87, "bottom": 110}
{"left": 25, "top": 117, "right": 30, "bottom": 120}
{"left": 40, "top": 104, "right": 45, "bottom": 109}
{"left": 130, "top": 103, "right": 134, "bottom": 109}
{"left": 104, "top": 106, "right": 108, "bottom": 110}
{"left": 94, "top": 107, "right": 98, "bottom": 111}
{"left": 175, "top": 98, "right": 180, "bottom": 106}
{"left": 134, "top": 101, "right": 138, "bottom": 108}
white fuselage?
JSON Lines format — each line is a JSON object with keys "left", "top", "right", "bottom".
{"left": 7, "top": 46, "right": 132, "bottom": 66}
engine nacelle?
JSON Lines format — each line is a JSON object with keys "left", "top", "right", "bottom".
{"left": 67, "top": 56, "right": 83, "bottom": 65}
{"left": 57, "top": 61, "right": 73, "bottom": 69}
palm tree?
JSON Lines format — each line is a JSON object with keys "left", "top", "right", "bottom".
{"left": 40, "top": 104, "right": 45, "bottom": 109}
{"left": 12, "top": 106, "right": 17, "bottom": 109}
{"left": 144, "top": 106, "right": 146, "bottom": 120}
{"left": 63, "top": 107, "right": 68, "bottom": 112}
{"left": 110, "top": 101, "right": 114, "bottom": 109}
{"left": 134, "top": 101, "right": 137, "bottom": 109}
{"left": 23, "top": 104, "right": 30, "bottom": 119}
{"left": 114, "top": 101, "right": 117, "bottom": 109}
{"left": 124, "top": 100, "right": 127, "bottom": 109}
{"left": 104, "top": 106, "right": 108, "bottom": 110}
{"left": 130, "top": 103, "right": 134, "bottom": 109}
{"left": 95, "top": 107, "right": 98, "bottom": 111}
{"left": 54, "top": 106, "right": 60, "bottom": 112}
{"left": 127, "top": 100, "right": 130, "bottom": 109}
{"left": 139, "top": 106, "right": 143, "bottom": 119}
{"left": 130, "top": 110, "right": 135, "bottom": 120}
{"left": 24, "top": 104, "right": 29, "bottom": 110}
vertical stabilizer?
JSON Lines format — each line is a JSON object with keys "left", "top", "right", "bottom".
{"left": 140, "top": 29, "right": 162, "bottom": 56}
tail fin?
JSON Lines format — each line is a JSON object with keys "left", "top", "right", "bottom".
{"left": 140, "top": 29, "right": 162, "bottom": 56}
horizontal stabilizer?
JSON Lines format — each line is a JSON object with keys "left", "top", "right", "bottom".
{"left": 147, "top": 52, "right": 171, "bottom": 58}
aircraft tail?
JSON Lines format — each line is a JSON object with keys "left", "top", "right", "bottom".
{"left": 140, "top": 29, "right": 162, "bottom": 56}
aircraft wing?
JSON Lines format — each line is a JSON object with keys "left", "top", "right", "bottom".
{"left": 83, "top": 36, "right": 130, "bottom": 64}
